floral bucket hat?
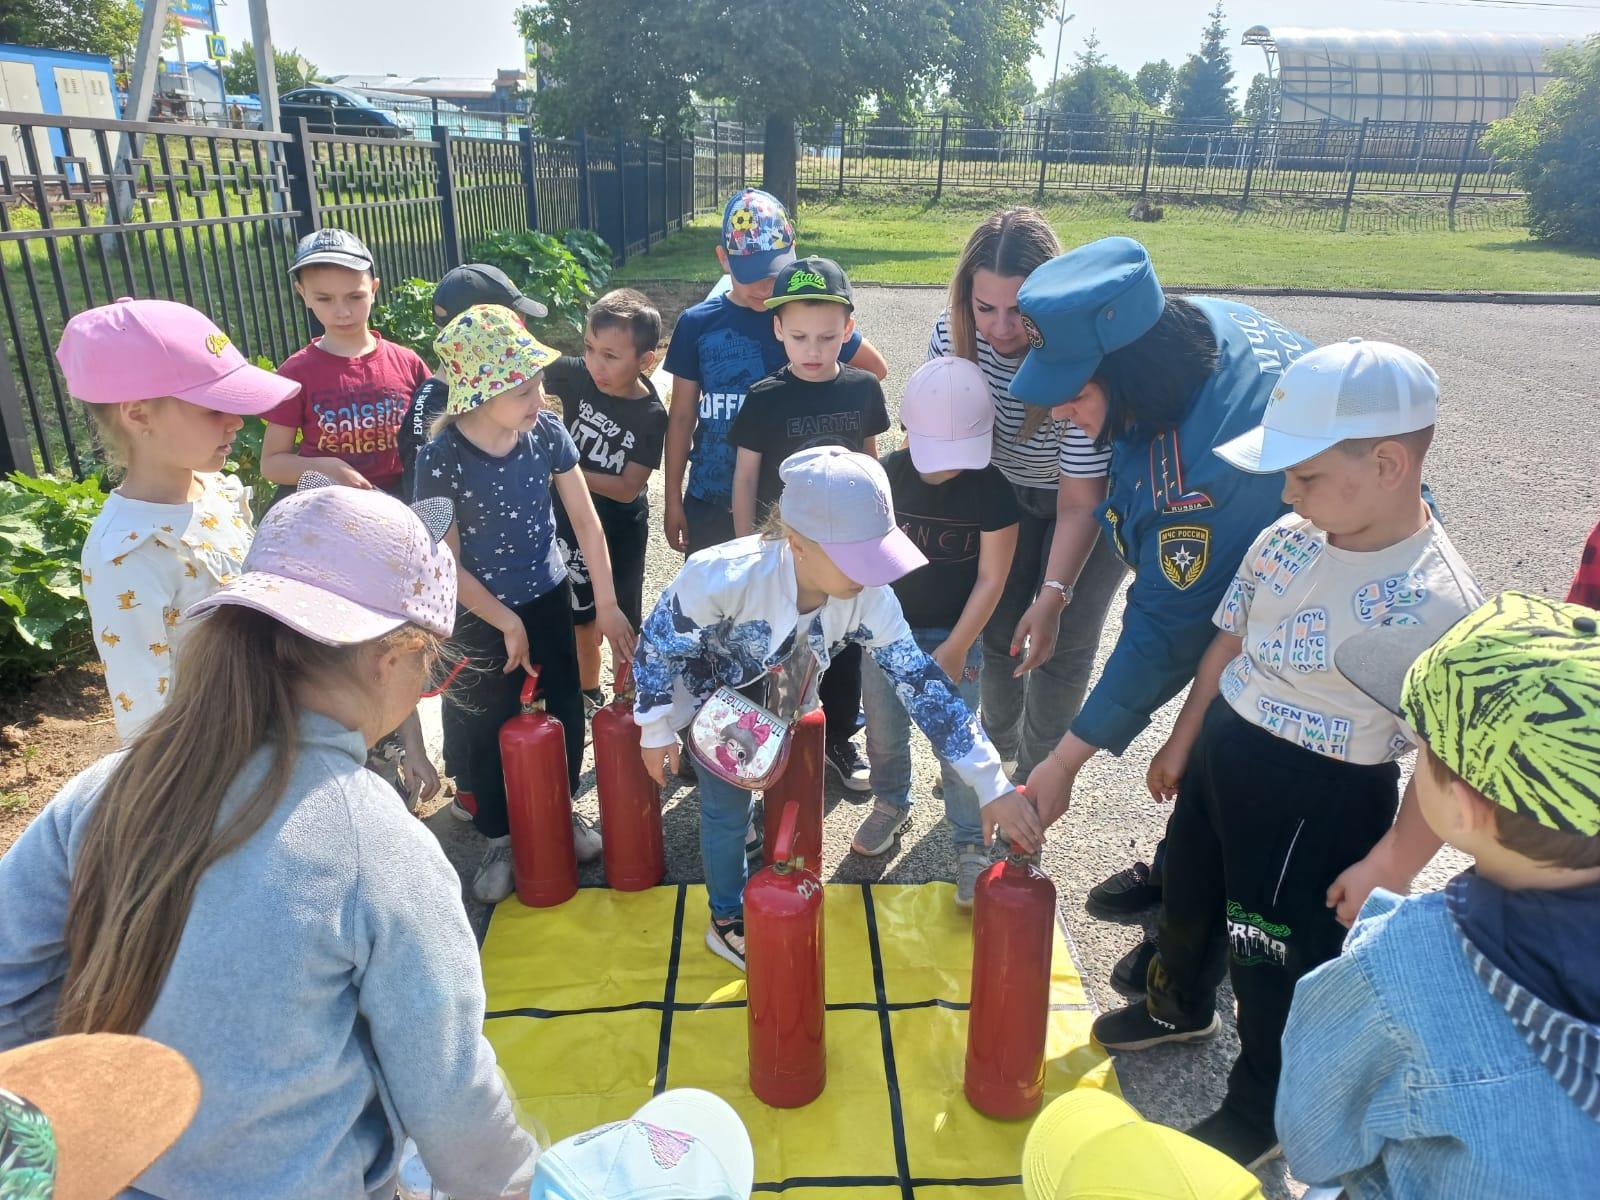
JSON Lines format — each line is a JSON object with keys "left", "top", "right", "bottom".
{"left": 434, "top": 303, "right": 560, "bottom": 415}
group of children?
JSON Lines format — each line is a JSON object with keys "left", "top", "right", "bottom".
{"left": 44, "top": 187, "right": 1600, "bottom": 1197}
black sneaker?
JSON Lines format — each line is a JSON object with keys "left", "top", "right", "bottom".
{"left": 1110, "top": 936, "right": 1158, "bottom": 997}
{"left": 1091, "top": 1000, "right": 1220, "bottom": 1052}
{"left": 825, "top": 740, "right": 872, "bottom": 793}
{"left": 1186, "top": 1107, "right": 1283, "bottom": 1171}
{"left": 1086, "top": 860, "right": 1162, "bottom": 919}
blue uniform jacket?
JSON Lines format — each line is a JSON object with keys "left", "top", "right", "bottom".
{"left": 1071, "top": 296, "right": 1315, "bottom": 754}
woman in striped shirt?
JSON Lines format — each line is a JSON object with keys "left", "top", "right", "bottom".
{"left": 927, "top": 208, "right": 1127, "bottom": 782}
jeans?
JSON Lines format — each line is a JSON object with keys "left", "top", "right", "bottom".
{"left": 694, "top": 765, "right": 755, "bottom": 921}
{"left": 861, "top": 628, "right": 983, "bottom": 846}
{"left": 980, "top": 483, "right": 1126, "bottom": 775}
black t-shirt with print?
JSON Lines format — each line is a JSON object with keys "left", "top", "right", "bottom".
{"left": 543, "top": 357, "right": 668, "bottom": 509}
{"left": 728, "top": 363, "right": 890, "bottom": 513}
{"left": 884, "top": 448, "right": 1020, "bottom": 630}
{"left": 399, "top": 376, "right": 450, "bottom": 500}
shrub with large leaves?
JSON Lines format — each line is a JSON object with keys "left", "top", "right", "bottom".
{"left": 469, "top": 229, "right": 606, "bottom": 333}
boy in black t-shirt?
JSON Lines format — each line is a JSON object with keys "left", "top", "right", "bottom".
{"left": 851, "top": 356, "right": 1020, "bottom": 910}
{"left": 729, "top": 257, "right": 891, "bottom": 790}
{"left": 547, "top": 289, "right": 669, "bottom": 712}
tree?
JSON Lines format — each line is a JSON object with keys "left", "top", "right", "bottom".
{"left": 0, "top": 0, "right": 142, "bottom": 59}
{"left": 1482, "top": 36, "right": 1600, "bottom": 248}
{"left": 1169, "top": 3, "right": 1238, "bottom": 123}
{"left": 1242, "top": 72, "right": 1273, "bottom": 124}
{"left": 1040, "top": 33, "right": 1145, "bottom": 118}
{"left": 221, "top": 42, "right": 322, "bottom": 96}
{"left": 1134, "top": 60, "right": 1175, "bottom": 110}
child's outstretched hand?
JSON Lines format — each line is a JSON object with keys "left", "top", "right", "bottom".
{"left": 309, "top": 459, "right": 374, "bottom": 490}
{"left": 640, "top": 741, "right": 680, "bottom": 787}
{"left": 982, "top": 788, "right": 1043, "bottom": 854}
{"left": 596, "top": 603, "right": 638, "bottom": 663}
{"left": 1145, "top": 739, "right": 1187, "bottom": 803}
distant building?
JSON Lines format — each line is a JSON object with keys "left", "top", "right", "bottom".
{"left": 0, "top": 44, "right": 119, "bottom": 177}
{"left": 1241, "top": 27, "right": 1575, "bottom": 125}
{"left": 325, "top": 71, "right": 527, "bottom": 114}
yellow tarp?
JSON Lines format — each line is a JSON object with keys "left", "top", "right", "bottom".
{"left": 481, "top": 882, "right": 1117, "bottom": 1197}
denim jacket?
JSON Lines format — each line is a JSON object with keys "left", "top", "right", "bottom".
{"left": 633, "top": 535, "right": 1010, "bottom": 806}
{"left": 1277, "top": 887, "right": 1600, "bottom": 1198}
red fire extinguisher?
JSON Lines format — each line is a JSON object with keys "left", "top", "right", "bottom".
{"left": 965, "top": 807, "right": 1055, "bottom": 1119}
{"left": 501, "top": 667, "right": 577, "bottom": 908}
{"left": 745, "top": 798, "right": 826, "bottom": 1108}
{"left": 593, "top": 661, "right": 664, "bottom": 892}
{"left": 762, "top": 708, "right": 825, "bottom": 872}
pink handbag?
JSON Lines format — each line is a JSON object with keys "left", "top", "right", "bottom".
{"left": 688, "top": 645, "right": 818, "bottom": 791}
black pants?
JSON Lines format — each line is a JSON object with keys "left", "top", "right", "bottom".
{"left": 442, "top": 584, "right": 584, "bottom": 840}
{"left": 554, "top": 492, "right": 650, "bottom": 627}
{"left": 819, "top": 642, "right": 862, "bottom": 749}
{"left": 684, "top": 493, "right": 736, "bottom": 555}
{"left": 1148, "top": 697, "right": 1399, "bottom": 1134}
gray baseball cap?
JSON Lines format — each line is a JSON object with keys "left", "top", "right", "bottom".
{"left": 777, "top": 447, "right": 926, "bottom": 586}
{"left": 290, "top": 227, "right": 374, "bottom": 276}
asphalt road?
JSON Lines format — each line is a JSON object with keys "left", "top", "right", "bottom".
{"left": 420, "top": 288, "right": 1600, "bottom": 1197}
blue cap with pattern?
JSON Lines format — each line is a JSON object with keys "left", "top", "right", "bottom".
{"left": 720, "top": 189, "right": 797, "bottom": 284}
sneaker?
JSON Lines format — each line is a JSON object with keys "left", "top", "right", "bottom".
{"left": 447, "top": 791, "right": 476, "bottom": 822}
{"left": 572, "top": 813, "right": 602, "bottom": 864}
{"left": 954, "top": 842, "right": 989, "bottom": 912}
{"left": 825, "top": 740, "right": 872, "bottom": 793}
{"left": 705, "top": 917, "right": 746, "bottom": 971}
{"left": 1187, "top": 1107, "right": 1283, "bottom": 1171}
{"left": 582, "top": 687, "right": 605, "bottom": 718}
{"left": 852, "top": 800, "right": 912, "bottom": 856}
{"left": 1091, "top": 1000, "right": 1220, "bottom": 1052}
{"left": 1110, "top": 936, "right": 1158, "bottom": 996}
{"left": 472, "top": 836, "right": 515, "bottom": 904}
{"left": 1086, "top": 860, "right": 1162, "bottom": 919}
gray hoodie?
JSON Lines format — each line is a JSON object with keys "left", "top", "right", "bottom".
{"left": 0, "top": 712, "right": 537, "bottom": 1199}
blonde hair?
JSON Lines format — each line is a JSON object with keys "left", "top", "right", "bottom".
{"left": 84, "top": 399, "right": 169, "bottom": 472}
{"left": 429, "top": 409, "right": 468, "bottom": 440}
{"left": 757, "top": 506, "right": 793, "bottom": 541}
{"left": 58, "top": 607, "right": 439, "bottom": 1035}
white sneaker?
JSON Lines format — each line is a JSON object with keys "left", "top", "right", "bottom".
{"left": 447, "top": 797, "right": 474, "bottom": 822}
{"left": 704, "top": 917, "right": 746, "bottom": 971}
{"left": 572, "top": 813, "right": 603, "bottom": 864}
{"left": 954, "top": 842, "right": 989, "bottom": 912}
{"left": 472, "top": 836, "right": 515, "bottom": 904}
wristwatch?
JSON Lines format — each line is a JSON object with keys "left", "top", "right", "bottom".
{"left": 1039, "top": 579, "right": 1074, "bottom": 606}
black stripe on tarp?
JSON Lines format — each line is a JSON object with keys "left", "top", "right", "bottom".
{"left": 861, "top": 882, "right": 916, "bottom": 1200}
{"left": 652, "top": 883, "right": 688, "bottom": 1095}
{"left": 751, "top": 1176, "right": 903, "bottom": 1192}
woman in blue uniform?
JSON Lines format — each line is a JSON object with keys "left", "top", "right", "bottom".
{"left": 1010, "top": 238, "right": 1316, "bottom": 991}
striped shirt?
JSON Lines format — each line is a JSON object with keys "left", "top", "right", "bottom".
{"left": 927, "top": 311, "right": 1110, "bottom": 489}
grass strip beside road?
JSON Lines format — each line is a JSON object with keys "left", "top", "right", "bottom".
{"left": 617, "top": 196, "right": 1600, "bottom": 294}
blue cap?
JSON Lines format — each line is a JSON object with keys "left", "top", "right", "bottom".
{"left": 1010, "top": 237, "right": 1165, "bottom": 407}
{"left": 721, "top": 189, "right": 796, "bottom": 284}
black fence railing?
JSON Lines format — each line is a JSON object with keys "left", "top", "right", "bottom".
{"left": 800, "top": 113, "right": 1520, "bottom": 212}
{"left": 1, "top": 109, "right": 752, "bottom": 477}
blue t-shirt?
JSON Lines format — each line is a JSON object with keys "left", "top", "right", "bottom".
{"left": 413, "top": 413, "right": 579, "bottom": 607}
{"left": 663, "top": 294, "right": 863, "bottom": 503}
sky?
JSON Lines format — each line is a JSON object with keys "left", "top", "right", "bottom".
{"left": 190, "top": 0, "right": 1600, "bottom": 102}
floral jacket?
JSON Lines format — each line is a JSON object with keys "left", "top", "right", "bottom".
{"left": 633, "top": 535, "right": 1011, "bottom": 806}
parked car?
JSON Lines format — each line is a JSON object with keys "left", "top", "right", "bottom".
{"left": 278, "top": 87, "right": 416, "bottom": 138}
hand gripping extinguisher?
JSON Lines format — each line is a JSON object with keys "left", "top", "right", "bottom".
{"left": 762, "top": 708, "right": 825, "bottom": 871}
{"left": 592, "top": 661, "right": 664, "bottom": 891}
{"left": 501, "top": 667, "right": 578, "bottom": 908}
{"left": 965, "top": 810, "right": 1055, "bottom": 1118}
{"left": 745, "top": 798, "right": 826, "bottom": 1108}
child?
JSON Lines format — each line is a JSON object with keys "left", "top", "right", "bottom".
{"left": 850, "top": 355, "right": 1020, "bottom": 911}
{"left": 0, "top": 484, "right": 541, "bottom": 1198}
{"left": 660, "top": 188, "right": 888, "bottom": 558}
{"left": 415, "top": 304, "right": 637, "bottom": 903}
{"left": 1278, "top": 590, "right": 1600, "bottom": 1197}
{"left": 262, "top": 228, "right": 430, "bottom": 496}
{"left": 57, "top": 298, "right": 297, "bottom": 741}
{"left": 1090, "top": 339, "right": 1483, "bottom": 1168}
{"left": 633, "top": 447, "right": 1040, "bottom": 970}
{"left": 545, "top": 289, "right": 669, "bottom": 712}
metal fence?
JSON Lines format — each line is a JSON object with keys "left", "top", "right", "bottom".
{"left": 800, "top": 113, "right": 1520, "bottom": 214}
{"left": 1, "top": 109, "right": 753, "bottom": 476}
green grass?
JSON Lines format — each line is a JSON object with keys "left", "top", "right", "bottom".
{"left": 617, "top": 194, "right": 1600, "bottom": 294}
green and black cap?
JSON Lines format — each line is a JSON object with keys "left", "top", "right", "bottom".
{"left": 765, "top": 256, "right": 854, "bottom": 311}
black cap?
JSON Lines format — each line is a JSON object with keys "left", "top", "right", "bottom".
{"left": 432, "top": 264, "right": 549, "bottom": 325}
{"left": 764, "top": 256, "right": 853, "bottom": 311}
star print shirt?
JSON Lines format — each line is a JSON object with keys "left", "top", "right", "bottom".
{"left": 632, "top": 535, "right": 1012, "bottom": 806}
{"left": 412, "top": 413, "right": 579, "bottom": 607}
{"left": 80, "top": 472, "right": 254, "bottom": 741}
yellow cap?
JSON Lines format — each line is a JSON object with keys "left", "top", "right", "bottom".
{"left": 1022, "top": 1091, "right": 1265, "bottom": 1200}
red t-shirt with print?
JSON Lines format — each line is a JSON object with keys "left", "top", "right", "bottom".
{"left": 267, "top": 334, "right": 430, "bottom": 488}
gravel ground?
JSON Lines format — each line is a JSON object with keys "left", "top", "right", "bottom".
{"left": 419, "top": 288, "right": 1600, "bottom": 1197}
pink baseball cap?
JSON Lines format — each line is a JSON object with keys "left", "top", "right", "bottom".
{"left": 778, "top": 446, "right": 927, "bottom": 587}
{"left": 55, "top": 298, "right": 300, "bottom": 414}
{"left": 901, "top": 356, "right": 994, "bottom": 472}
{"left": 187, "top": 475, "right": 457, "bottom": 644}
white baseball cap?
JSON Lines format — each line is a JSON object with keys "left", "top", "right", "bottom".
{"left": 778, "top": 446, "right": 927, "bottom": 586}
{"left": 1214, "top": 338, "right": 1439, "bottom": 474}
{"left": 902, "top": 356, "right": 994, "bottom": 472}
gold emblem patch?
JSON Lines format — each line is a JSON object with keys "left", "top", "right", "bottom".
{"left": 1158, "top": 525, "right": 1210, "bottom": 590}
{"left": 205, "top": 332, "right": 231, "bottom": 357}
{"left": 1020, "top": 314, "right": 1044, "bottom": 350}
